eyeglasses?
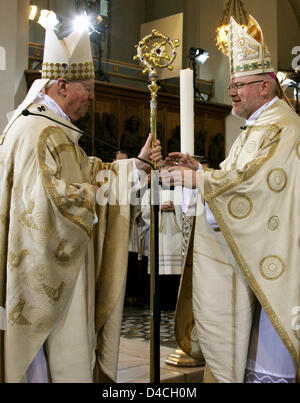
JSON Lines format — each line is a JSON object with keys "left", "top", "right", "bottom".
{"left": 228, "top": 80, "right": 264, "bottom": 91}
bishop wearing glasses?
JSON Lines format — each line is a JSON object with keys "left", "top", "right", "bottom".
{"left": 163, "top": 15, "right": 300, "bottom": 383}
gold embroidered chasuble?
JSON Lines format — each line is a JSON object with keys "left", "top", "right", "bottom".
{"left": 0, "top": 104, "right": 133, "bottom": 382}
{"left": 175, "top": 99, "right": 300, "bottom": 382}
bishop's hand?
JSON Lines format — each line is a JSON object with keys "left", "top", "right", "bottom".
{"left": 160, "top": 165, "right": 197, "bottom": 189}
{"left": 135, "top": 133, "right": 162, "bottom": 172}
{"left": 165, "top": 152, "right": 199, "bottom": 171}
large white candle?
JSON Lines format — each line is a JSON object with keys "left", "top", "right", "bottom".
{"left": 180, "top": 68, "right": 194, "bottom": 155}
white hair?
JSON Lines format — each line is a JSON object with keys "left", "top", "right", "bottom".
{"left": 41, "top": 80, "right": 57, "bottom": 96}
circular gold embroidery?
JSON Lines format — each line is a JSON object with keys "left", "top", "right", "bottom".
{"left": 297, "top": 141, "right": 300, "bottom": 160}
{"left": 267, "top": 168, "right": 287, "bottom": 193}
{"left": 268, "top": 216, "right": 280, "bottom": 231}
{"left": 292, "top": 307, "right": 300, "bottom": 341}
{"left": 211, "top": 170, "right": 229, "bottom": 180}
{"left": 20, "top": 201, "right": 54, "bottom": 244}
{"left": 246, "top": 140, "right": 256, "bottom": 153}
{"left": 30, "top": 211, "right": 53, "bottom": 244}
{"left": 260, "top": 255, "right": 285, "bottom": 280}
{"left": 294, "top": 331, "right": 300, "bottom": 342}
{"left": 294, "top": 327, "right": 300, "bottom": 342}
{"left": 228, "top": 195, "right": 253, "bottom": 220}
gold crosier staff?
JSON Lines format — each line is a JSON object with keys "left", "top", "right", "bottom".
{"left": 134, "top": 30, "right": 180, "bottom": 383}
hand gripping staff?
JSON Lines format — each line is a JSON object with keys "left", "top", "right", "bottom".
{"left": 134, "top": 30, "right": 180, "bottom": 383}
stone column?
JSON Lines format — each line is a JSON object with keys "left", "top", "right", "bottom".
{"left": 0, "top": 0, "right": 29, "bottom": 131}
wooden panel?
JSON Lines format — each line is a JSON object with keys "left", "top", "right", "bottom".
{"left": 25, "top": 71, "right": 232, "bottom": 165}
{"left": 194, "top": 114, "right": 207, "bottom": 157}
{"left": 93, "top": 97, "right": 120, "bottom": 161}
{"left": 143, "top": 104, "right": 165, "bottom": 143}
{"left": 165, "top": 107, "right": 181, "bottom": 155}
{"left": 206, "top": 116, "right": 226, "bottom": 168}
{"left": 119, "top": 106, "right": 145, "bottom": 159}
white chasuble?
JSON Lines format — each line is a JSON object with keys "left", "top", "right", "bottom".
{"left": 0, "top": 104, "right": 132, "bottom": 382}
{"left": 175, "top": 99, "right": 300, "bottom": 382}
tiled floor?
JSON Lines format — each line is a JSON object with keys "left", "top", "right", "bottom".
{"left": 121, "top": 308, "right": 177, "bottom": 349}
{"left": 118, "top": 307, "right": 205, "bottom": 383}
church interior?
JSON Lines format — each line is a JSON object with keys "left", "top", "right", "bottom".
{"left": 0, "top": 0, "right": 299, "bottom": 384}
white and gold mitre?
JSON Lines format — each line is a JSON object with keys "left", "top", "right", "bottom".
{"left": 229, "top": 15, "right": 274, "bottom": 78}
{"left": 42, "top": 26, "right": 95, "bottom": 81}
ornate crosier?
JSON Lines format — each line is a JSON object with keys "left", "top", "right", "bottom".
{"left": 134, "top": 30, "right": 180, "bottom": 383}
{"left": 134, "top": 30, "right": 180, "bottom": 159}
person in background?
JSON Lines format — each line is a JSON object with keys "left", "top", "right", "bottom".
{"left": 113, "top": 150, "right": 129, "bottom": 161}
{"left": 141, "top": 161, "right": 183, "bottom": 310}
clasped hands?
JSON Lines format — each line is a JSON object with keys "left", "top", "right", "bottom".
{"left": 160, "top": 152, "right": 199, "bottom": 189}
{"left": 135, "top": 136, "right": 199, "bottom": 189}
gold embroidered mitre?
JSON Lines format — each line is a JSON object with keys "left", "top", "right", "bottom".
{"left": 229, "top": 15, "right": 274, "bottom": 78}
{"left": 42, "top": 26, "right": 95, "bottom": 81}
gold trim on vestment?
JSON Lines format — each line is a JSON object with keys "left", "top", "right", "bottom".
{"left": 297, "top": 142, "right": 300, "bottom": 160}
{"left": 207, "top": 198, "right": 299, "bottom": 374}
{"left": 37, "top": 126, "right": 94, "bottom": 236}
{"left": 267, "top": 168, "right": 287, "bottom": 193}
{"left": 174, "top": 224, "right": 204, "bottom": 361}
{"left": 246, "top": 140, "right": 257, "bottom": 154}
{"left": 259, "top": 255, "right": 286, "bottom": 281}
{"left": 211, "top": 170, "right": 230, "bottom": 181}
{"left": 228, "top": 194, "right": 253, "bottom": 220}
{"left": 268, "top": 216, "right": 280, "bottom": 231}
{"left": 205, "top": 125, "right": 282, "bottom": 202}
{"left": 203, "top": 120, "right": 300, "bottom": 376}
